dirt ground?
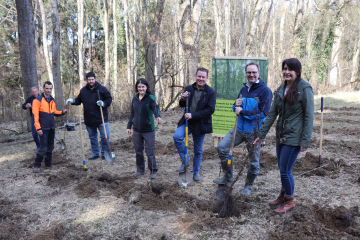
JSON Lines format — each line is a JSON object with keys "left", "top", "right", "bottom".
{"left": 0, "top": 92, "right": 360, "bottom": 239}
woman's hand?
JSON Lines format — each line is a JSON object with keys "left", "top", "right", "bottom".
{"left": 126, "top": 129, "right": 132, "bottom": 135}
{"left": 300, "top": 146, "right": 308, "bottom": 152}
{"left": 253, "top": 137, "right": 262, "bottom": 148}
{"left": 157, "top": 117, "right": 162, "bottom": 124}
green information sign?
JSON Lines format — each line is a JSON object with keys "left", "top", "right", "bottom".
{"left": 211, "top": 57, "right": 269, "bottom": 136}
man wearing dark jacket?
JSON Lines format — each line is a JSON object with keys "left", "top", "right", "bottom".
{"left": 66, "top": 72, "right": 112, "bottom": 160}
{"left": 173, "top": 67, "right": 216, "bottom": 182}
{"left": 213, "top": 62, "right": 272, "bottom": 196}
{"left": 22, "top": 86, "right": 41, "bottom": 152}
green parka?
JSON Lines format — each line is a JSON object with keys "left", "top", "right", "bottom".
{"left": 257, "top": 79, "right": 314, "bottom": 148}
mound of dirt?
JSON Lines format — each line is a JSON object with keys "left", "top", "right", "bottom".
{"left": 28, "top": 220, "right": 67, "bottom": 240}
{"left": 75, "top": 179, "right": 100, "bottom": 198}
{"left": 0, "top": 198, "right": 28, "bottom": 239}
{"left": 269, "top": 204, "right": 360, "bottom": 239}
{"left": 112, "top": 137, "right": 134, "bottom": 151}
{"left": 155, "top": 141, "right": 178, "bottom": 156}
{"left": 47, "top": 168, "right": 87, "bottom": 188}
{"left": 21, "top": 155, "right": 71, "bottom": 168}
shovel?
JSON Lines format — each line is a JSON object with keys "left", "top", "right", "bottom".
{"left": 97, "top": 90, "right": 115, "bottom": 163}
{"left": 215, "top": 94, "right": 242, "bottom": 200}
{"left": 54, "top": 135, "right": 66, "bottom": 151}
{"left": 78, "top": 106, "right": 88, "bottom": 171}
{"left": 318, "top": 97, "right": 324, "bottom": 167}
{"left": 178, "top": 95, "right": 193, "bottom": 187}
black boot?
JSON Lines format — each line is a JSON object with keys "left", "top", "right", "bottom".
{"left": 241, "top": 173, "right": 257, "bottom": 196}
{"left": 213, "top": 160, "right": 233, "bottom": 185}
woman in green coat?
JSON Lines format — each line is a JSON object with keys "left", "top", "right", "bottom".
{"left": 253, "top": 58, "right": 314, "bottom": 215}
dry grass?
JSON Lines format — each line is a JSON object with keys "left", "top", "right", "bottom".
{"left": 0, "top": 91, "right": 359, "bottom": 239}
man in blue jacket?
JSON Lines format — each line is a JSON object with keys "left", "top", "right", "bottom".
{"left": 174, "top": 67, "right": 216, "bottom": 182}
{"left": 66, "top": 72, "right": 112, "bottom": 160}
{"left": 213, "top": 62, "right": 272, "bottom": 196}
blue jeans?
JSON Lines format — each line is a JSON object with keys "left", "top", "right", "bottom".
{"left": 173, "top": 124, "right": 205, "bottom": 175}
{"left": 34, "top": 128, "right": 54, "bottom": 167}
{"left": 86, "top": 122, "right": 110, "bottom": 157}
{"left": 276, "top": 143, "right": 301, "bottom": 198}
{"left": 31, "top": 116, "right": 41, "bottom": 149}
{"left": 217, "top": 129, "right": 261, "bottom": 176}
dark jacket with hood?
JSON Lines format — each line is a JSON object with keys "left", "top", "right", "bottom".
{"left": 72, "top": 81, "right": 112, "bottom": 126}
{"left": 258, "top": 79, "right": 314, "bottom": 148}
{"left": 127, "top": 93, "right": 161, "bottom": 132}
{"left": 22, "top": 95, "right": 37, "bottom": 117}
{"left": 178, "top": 83, "right": 216, "bottom": 135}
{"left": 232, "top": 79, "right": 273, "bottom": 134}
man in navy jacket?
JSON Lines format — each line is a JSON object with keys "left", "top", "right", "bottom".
{"left": 213, "top": 62, "right": 273, "bottom": 196}
{"left": 66, "top": 72, "right": 112, "bottom": 160}
{"left": 174, "top": 67, "right": 216, "bottom": 182}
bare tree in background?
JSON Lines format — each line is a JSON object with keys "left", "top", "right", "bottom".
{"left": 50, "top": 0, "right": 64, "bottom": 109}
{"left": 113, "top": 0, "right": 118, "bottom": 96}
{"left": 38, "top": 0, "right": 54, "bottom": 93}
{"left": 15, "top": 0, "right": 39, "bottom": 131}
{"left": 78, "top": 0, "right": 84, "bottom": 85}
{"left": 180, "top": 0, "right": 203, "bottom": 85}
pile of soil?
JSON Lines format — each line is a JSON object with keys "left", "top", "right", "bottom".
{"left": 0, "top": 198, "right": 29, "bottom": 239}
{"left": 47, "top": 168, "right": 87, "bottom": 188}
{"left": 269, "top": 204, "right": 360, "bottom": 239}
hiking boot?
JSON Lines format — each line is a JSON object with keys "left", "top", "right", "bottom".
{"left": 101, "top": 156, "right": 105, "bottom": 160}
{"left": 213, "top": 175, "right": 234, "bottom": 185}
{"left": 193, "top": 174, "right": 201, "bottom": 182}
{"left": 269, "top": 189, "right": 286, "bottom": 208}
{"left": 45, "top": 164, "right": 57, "bottom": 169}
{"left": 133, "top": 172, "right": 145, "bottom": 177}
{"left": 88, "top": 156, "right": 100, "bottom": 160}
{"left": 241, "top": 173, "right": 257, "bottom": 196}
{"left": 176, "top": 161, "right": 190, "bottom": 173}
{"left": 273, "top": 197, "right": 295, "bottom": 215}
{"left": 150, "top": 172, "right": 157, "bottom": 179}
{"left": 33, "top": 167, "right": 41, "bottom": 173}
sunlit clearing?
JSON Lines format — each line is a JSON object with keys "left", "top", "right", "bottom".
{"left": 75, "top": 200, "right": 119, "bottom": 224}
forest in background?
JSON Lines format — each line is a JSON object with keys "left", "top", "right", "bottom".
{"left": 1, "top": 0, "right": 360, "bottom": 132}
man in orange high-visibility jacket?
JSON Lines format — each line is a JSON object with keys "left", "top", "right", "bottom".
{"left": 32, "top": 81, "right": 68, "bottom": 173}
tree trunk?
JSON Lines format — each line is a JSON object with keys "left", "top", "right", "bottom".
{"left": 50, "top": 0, "right": 64, "bottom": 109}
{"left": 38, "top": 0, "right": 53, "bottom": 94}
{"left": 142, "top": 0, "right": 165, "bottom": 92}
{"left": 15, "top": 0, "right": 39, "bottom": 132}
{"left": 180, "top": 0, "right": 203, "bottom": 85}
{"left": 329, "top": 17, "right": 343, "bottom": 86}
{"left": 244, "top": 0, "right": 264, "bottom": 56}
{"left": 155, "top": 41, "right": 163, "bottom": 106}
{"left": 224, "top": 0, "right": 230, "bottom": 56}
{"left": 278, "top": 1, "right": 286, "bottom": 64}
{"left": 213, "top": 0, "right": 222, "bottom": 56}
{"left": 113, "top": 0, "right": 118, "bottom": 96}
{"left": 260, "top": 0, "right": 273, "bottom": 56}
{"left": 123, "top": 0, "right": 131, "bottom": 84}
{"left": 103, "top": 0, "right": 110, "bottom": 90}
{"left": 351, "top": 37, "right": 360, "bottom": 85}
{"left": 77, "top": 0, "right": 84, "bottom": 85}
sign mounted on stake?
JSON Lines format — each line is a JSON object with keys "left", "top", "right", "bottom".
{"left": 211, "top": 57, "right": 269, "bottom": 139}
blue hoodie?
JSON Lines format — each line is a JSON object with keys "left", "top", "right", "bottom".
{"left": 232, "top": 79, "right": 273, "bottom": 134}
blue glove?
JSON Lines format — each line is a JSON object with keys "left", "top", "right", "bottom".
{"left": 96, "top": 100, "right": 105, "bottom": 107}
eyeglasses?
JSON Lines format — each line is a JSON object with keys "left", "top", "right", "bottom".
{"left": 246, "top": 71, "right": 258, "bottom": 75}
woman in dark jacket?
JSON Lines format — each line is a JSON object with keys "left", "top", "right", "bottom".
{"left": 127, "top": 79, "right": 162, "bottom": 179}
{"left": 253, "top": 58, "right": 314, "bottom": 215}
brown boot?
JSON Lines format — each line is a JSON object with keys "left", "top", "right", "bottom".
{"left": 273, "top": 197, "right": 295, "bottom": 215}
{"left": 269, "top": 190, "right": 285, "bottom": 208}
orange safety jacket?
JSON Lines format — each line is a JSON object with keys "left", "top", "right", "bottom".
{"left": 32, "top": 93, "right": 64, "bottom": 131}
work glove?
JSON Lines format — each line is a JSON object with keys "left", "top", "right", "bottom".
{"left": 66, "top": 98, "right": 74, "bottom": 104}
{"left": 96, "top": 100, "right": 105, "bottom": 107}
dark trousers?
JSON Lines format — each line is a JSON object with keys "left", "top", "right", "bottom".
{"left": 133, "top": 131, "right": 158, "bottom": 173}
{"left": 34, "top": 128, "right": 55, "bottom": 168}
{"left": 31, "top": 116, "right": 41, "bottom": 149}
